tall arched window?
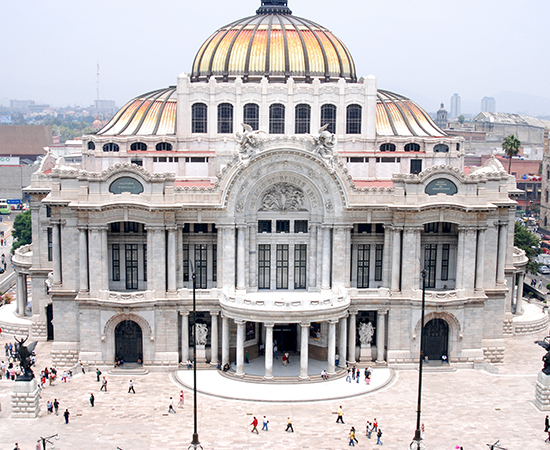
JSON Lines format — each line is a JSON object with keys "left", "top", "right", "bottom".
{"left": 130, "top": 142, "right": 147, "bottom": 151}
{"left": 218, "top": 103, "right": 234, "bottom": 134}
{"left": 155, "top": 142, "right": 173, "bottom": 151}
{"left": 243, "top": 103, "right": 259, "bottom": 131}
{"left": 346, "top": 104, "right": 362, "bottom": 134}
{"left": 295, "top": 104, "right": 311, "bottom": 134}
{"left": 321, "top": 104, "right": 337, "bottom": 134}
{"left": 380, "top": 143, "right": 396, "bottom": 152}
{"left": 192, "top": 103, "right": 208, "bottom": 133}
{"left": 103, "top": 143, "right": 119, "bottom": 152}
{"left": 405, "top": 143, "right": 420, "bottom": 152}
{"left": 87, "top": 141, "right": 95, "bottom": 150}
{"left": 269, "top": 104, "right": 285, "bottom": 134}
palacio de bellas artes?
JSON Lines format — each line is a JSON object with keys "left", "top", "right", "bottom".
{"left": 5, "top": 0, "right": 549, "bottom": 448}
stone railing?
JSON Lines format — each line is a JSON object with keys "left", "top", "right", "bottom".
{"left": 98, "top": 290, "right": 156, "bottom": 303}
{"left": 12, "top": 243, "right": 33, "bottom": 267}
{"left": 411, "top": 288, "right": 465, "bottom": 301}
{"left": 177, "top": 288, "right": 221, "bottom": 299}
{"left": 513, "top": 246, "right": 528, "bottom": 267}
{"left": 348, "top": 287, "right": 391, "bottom": 298}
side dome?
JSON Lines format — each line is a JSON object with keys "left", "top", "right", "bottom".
{"left": 191, "top": 1, "right": 356, "bottom": 83}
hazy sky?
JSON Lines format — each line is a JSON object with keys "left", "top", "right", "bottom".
{"left": 2, "top": 0, "right": 549, "bottom": 115}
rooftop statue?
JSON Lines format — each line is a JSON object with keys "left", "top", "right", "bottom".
{"left": 535, "top": 337, "right": 550, "bottom": 375}
{"left": 13, "top": 336, "right": 38, "bottom": 381}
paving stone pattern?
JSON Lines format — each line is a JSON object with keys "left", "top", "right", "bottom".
{"left": 0, "top": 330, "right": 549, "bottom": 449}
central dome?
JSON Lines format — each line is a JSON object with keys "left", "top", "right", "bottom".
{"left": 191, "top": 0, "right": 356, "bottom": 83}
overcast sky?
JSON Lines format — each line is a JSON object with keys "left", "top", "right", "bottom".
{"left": 2, "top": 0, "right": 549, "bottom": 115}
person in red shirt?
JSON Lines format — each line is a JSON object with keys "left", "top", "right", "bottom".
{"left": 250, "top": 416, "right": 259, "bottom": 434}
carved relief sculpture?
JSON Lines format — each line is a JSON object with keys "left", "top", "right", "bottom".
{"left": 359, "top": 321, "right": 374, "bottom": 347}
{"left": 260, "top": 183, "right": 306, "bottom": 211}
{"left": 195, "top": 323, "right": 208, "bottom": 346}
{"left": 236, "top": 123, "right": 263, "bottom": 165}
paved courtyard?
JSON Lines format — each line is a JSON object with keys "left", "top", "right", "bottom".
{"left": 0, "top": 326, "right": 548, "bottom": 450}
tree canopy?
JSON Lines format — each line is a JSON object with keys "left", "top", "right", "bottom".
{"left": 11, "top": 210, "right": 32, "bottom": 254}
{"left": 502, "top": 134, "right": 521, "bottom": 174}
{"left": 514, "top": 221, "right": 540, "bottom": 273}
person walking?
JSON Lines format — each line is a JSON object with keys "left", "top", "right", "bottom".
{"left": 545, "top": 415, "right": 549, "bottom": 433}
{"left": 336, "top": 406, "right": 345, "bottom": 424}
{"left": 168, "top": 397, "right": 176, "bottom": 413}
{"left": 285, "top": 417, "right": 294, "bottom": 432}
{"left": 346, "top": 369, "right": 352, "bottom": 383}
{"left": 376, "top": 428, "right": 383, "bottom": 445}
{"left": 282, "top": 353, "right": 287, "bottom": 366}
{"left": 14, "top": 444, "right": 21, "bottom": 450}
{"left": 250, "top": 416, "right": 259, "bottom": 433}
{"left": 53, "top": 398, "right": 59, "bottom": 415}
{"left": 356, "top": 368, "right": 360, "bottom": 383}
{"left": 273, "top": 344, "right": 278, "bottom": 359}
{"left": 349, "top": 427, "right": 356, "bottom": 446}
{"left": 262, "top": 415, "right": 269, "bottom": 431}
{"left": 128, "top": 379, "right": 135, "bottom": 394}
{"left": 100, "top": 376, "right": 108, "bottom": 391}
{"left": 63, "top": 408, "right": 70, "bottom": 424}
{"left": 178, "top": 390, "right": 185, "bottom": 408}
{"left": 90, "top": 393, "right": 94, "bottom": 407}
{"left": 351, "top": 426, "right": 359, "bottom": 444}
{"left": 366, "top": 421, "right": 372, "bottom": 439}
{"left": 96, "top": 368, "right": 101, "bottom": 382}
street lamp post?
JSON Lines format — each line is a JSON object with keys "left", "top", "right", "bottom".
{"left": 410, "top": 268, "right": 427, "bottom": 450}
{"left": 189, "top": 261, "right": 203, "bottom": 450}
{"left": 39, "top": 434, "right": 59, "bottom": 450}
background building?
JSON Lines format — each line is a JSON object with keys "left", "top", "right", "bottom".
{"left": 450, "top": 93, "right": 461, "bottom": 119}
{"left": 481, "top": 96, "right": 496, "bottom": 113}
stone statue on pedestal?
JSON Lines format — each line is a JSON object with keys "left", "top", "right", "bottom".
{"left": 195, "top": 323, "right": 208, "bottom": 346}
{"left": 359, "top": 322, "right": 374, "bottom": 346}
{"left": 13, "top": 336, "right": 37, "bottom": 381}
{"left": 535, "top": 337, "right": 550, "bottom": 375}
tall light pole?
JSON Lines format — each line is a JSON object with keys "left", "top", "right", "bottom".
{"left": 39, "top": 434, "right": 58, "bottom": 450}
{"left": 410, "top": 268, "right": 427, "bottom": 450}
{"left": 189, "top": 260, "right": 202, "bottom": 450}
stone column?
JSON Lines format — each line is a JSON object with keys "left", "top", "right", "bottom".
{"left": 496, "top": 224, "right": 508, "bottom": 284}
{"left": 249, "top": 223, "right": 257, "bottom": 288}
{"left": 516, "top": 273, "right": 525, "bottom": 314}
{"left": 52, "top": 222, "right": 61, "bottom": 285}
{"left": 327, "top": 320, "right": 337, "bottom": 375}
{"left": 338, "top": 316, "right": 348, "bottom": 368}
{"left": 475, "top": 228, "right": 486, "bottom": 291}
{"left": 167, "top": 227, "right": 177, "bottom": 292}
{"left": 88, "top": 227, "right": 102, "bottom": 296}
{"left": 300, "top": 322, "right": 310, "bottom": 380}
{"left": 347, "top": 311, "right": 357, "bottom": 364}
{"left": 462, "top": 228, "right": 477, "bottom": 292}
{"left": 264, "top": 323, "right": 274, "bottom": 379}
{"left": 235, "top": 320, "right": 245, "bottom": 376}
{"left": 321, "top": 226, "right": 331, "bottom": 290}
{"left": 376, "top": 310, "right": 387, "bottom": 364}
{"left": 222, "top": 316, "right": 229, "bottom": 366}
{"left": 391, "top": 227, "right": 401, "bottom": 291}
{"left": 236, "top": 225, "right": 246, "bottom": 290}
{"left": 456, "top": 227, "right": 465, "bottom": 289}
{"left": 308, "top": 223, "right": 318, "bottom": 288}
{"left": 382, "top": 225, "right": 392, "bottom": 288}
{"left": 210, "top": 311, "right": 219, "bottom": 366}
{"left": 78, "top": 226, "right": 89, "bottom": 292}
{"left": 180, "top": 311, "right": 189, "bottom": 362}
{"left": 16, "top": 273, "right": 25, "bottom": 315}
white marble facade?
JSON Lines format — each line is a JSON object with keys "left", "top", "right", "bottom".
{"left": 14, "top": 1, "right": 528, "bottom": 377}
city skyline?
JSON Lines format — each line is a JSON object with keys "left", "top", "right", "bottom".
{"left": 1, "top": 0, "right": 549, "bottom": 115}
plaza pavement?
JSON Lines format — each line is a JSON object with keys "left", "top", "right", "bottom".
{"left": 0, "top": 324, "right": 548, "bottom": 450}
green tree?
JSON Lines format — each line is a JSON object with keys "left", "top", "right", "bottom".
{"left": 458, "top": 115, "right": 465, "bottom": 124}
{"left": 11, "top": 210, "right": 32, "bottom": 254}
{"left": 514, "top": 221, "right": 540, "bottom": 273}
{"left": 502, "top": 134, "right": 521, "bottom": 174}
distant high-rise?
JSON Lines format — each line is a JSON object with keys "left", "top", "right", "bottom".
{"left": 435, "top": 103, "right": 448, "bottom": 129}
{"left": 481, "top": 97, "right": 496, "bottom": 113}
{"left": 450, "top": 93, "right": 461, "bottom": 118}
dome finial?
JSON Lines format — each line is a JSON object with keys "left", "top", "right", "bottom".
{"left": 257, "top": 0, "right": 292, "bottom": 15}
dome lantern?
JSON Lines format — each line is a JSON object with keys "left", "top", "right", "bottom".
{"left": 256, "top": 0, "right": 292, "bottom": 15}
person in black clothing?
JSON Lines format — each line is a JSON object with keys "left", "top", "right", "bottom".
{"left": 90, "top": 393, "right": 95, "bottom": 407}
{"left": 53, "top": 398, "right": 59, "bottom": 415}
{"left": 63, "top": 408, "right": 70, "bottom": 424}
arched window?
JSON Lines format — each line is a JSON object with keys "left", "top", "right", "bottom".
{"left": 103, "top": 143, "right": 119, "bottom": 152}
{"left": 130, "top": 142, "right": 147, "bottom": 151}
{"left": 155, "top": 142, "right": 172, "bottom": 151}
{"left": 321, "top": 104, "right": 337, "bottom": 134}
{"left": 243, "top": 103, "right": 259, "bottom": 131}
{"left": 218, "top": 103, "right": 233, "bottom": 134}
{"left": 405, "top": 143, "right": 420, "bottom": 152}
{"left": 546, "top": 191, "right": 549, "bottom": 204}
{"left": 456, "top": 143, "right": 460, "bottom": 152}
{"left": 380, "top": 143, "right": 396, "bottom": 152}
{"left": 346, "top": 104, "right": 362, "bottom": 134}
{"left": 295, "top": 104, "right": 311, "bottom": 134}
{"left": 434, "top": 144, "right": 449, "bottom": 153}
{"left": 192, "top": 103, "right": 207, "bottom": 133}
{"left": 87, "top": 141, "right": 95, "bottom": 150}
{"left": 269, "top": 104, "right": 285, "bottom": 134}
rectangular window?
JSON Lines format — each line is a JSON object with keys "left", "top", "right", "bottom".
{"left": 276, "top": 220, "right": 290, "bottom": 233}
{"left": 357, "top": 244, "right": 370, "bottom": 288}
{"left": 258, "top": 244, "right": 271, "bottom": 289}
{"left": 125, "top": 244, "right": 138, "bottom": 290}
{"left": 212, "top": 244, "right": 217, "bottom": 283}
{"left": 375, "top": 224, "right": 384, "bottom": 234}
{"left": 183, "top": 244, "right": 189, "bottom": 282}
{"left": 349, "top": 157, "right": 364, "bottom": 163}
{"left": 46, "top": 206, "right": 51, "bottom": 218}
{"left": 424, "top": 244, "right": 437, "bottom": 289}
{"left": 375, "top": 244, "right": 383, "bottom": 282}
{"left": 442, "top": 222, "right": 452, "bottom": 233}
{"left": 258, "top": 220, "right": 272, "bottom": 233}
{"left": 276, "top": 244, "right": 289, "bottom": 289}
{"left": 124, "top": 222, "right": 140, "bottom": 233}
{"left": 112, "top": 244, "right": 120, "bottom": 281}
{"left": 47, "top": 227, "right": 53, "bottom": 261}
{"left": 110, "top": 222, "right": 120, "bottom": 233}
{"left": 143, "top": 244, "right": 147, "bottom": 282}
{"left": 294, "top": 244, "right": 307, "bottom": 289}
{"left": 424, "top": 223, "right": 438, "bottom": 233}
{"left": 294, "top": 220, "right": 308, "bottom": 233}
{"left": 410, "top": 159, "right": 422, "bottom": 175}
{"left": 357, "top": 224, "right": 371, "bottom": 234}
{"left": 195, "top": 244, "right": 207, "bottom": 289}
{"left": 194, "top": 223, "right": 208, "bottom": 233}
{"left": 441, "top": 244, "right": 450, "bottom": 281}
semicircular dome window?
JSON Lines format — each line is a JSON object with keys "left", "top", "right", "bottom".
{"left": 380, "top": 143, "right": 396, "bottom": 152}
{"left": 87, "top": 141, "right": 95, "bottom": 150}
{"left": 434, "top": 144, "right": 449, "bottom": 153}
{"left": 103, "top": 143, "right": 120, "bottom": 152}
{"left": 131, "top": 142, "right": 148, "bottom": 151}
{"left": 155, "top": 142, "right": 173, "bottom": 151}
{"left": 405, "top": 143, "right": 421, "bottom": 152}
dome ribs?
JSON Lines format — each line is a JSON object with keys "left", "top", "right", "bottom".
{"left": 127, "top": 88, "right": 171, "bottom": 136}
{"left": 264, "top": 14, "right": 274, "bottom": 78}
{"left": 243, "top": 18, "right": 263, "bottom": 81}
{"left": 377, "top": 93, "right": 399, "bottom": 137}
{"left": 151, "top": 86, "right": 177, "bottom": 136}
{"left": 223, "top": 16, "right": 258, "bottom": 82}
{"left": 288, "top": 16, "right": 326, "bottom": 82}
{"left": 206, "top": 22, "right": 241, "bottom": 80}
{"left": 276, "top": 15, "right": 292, "bottom": 80}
